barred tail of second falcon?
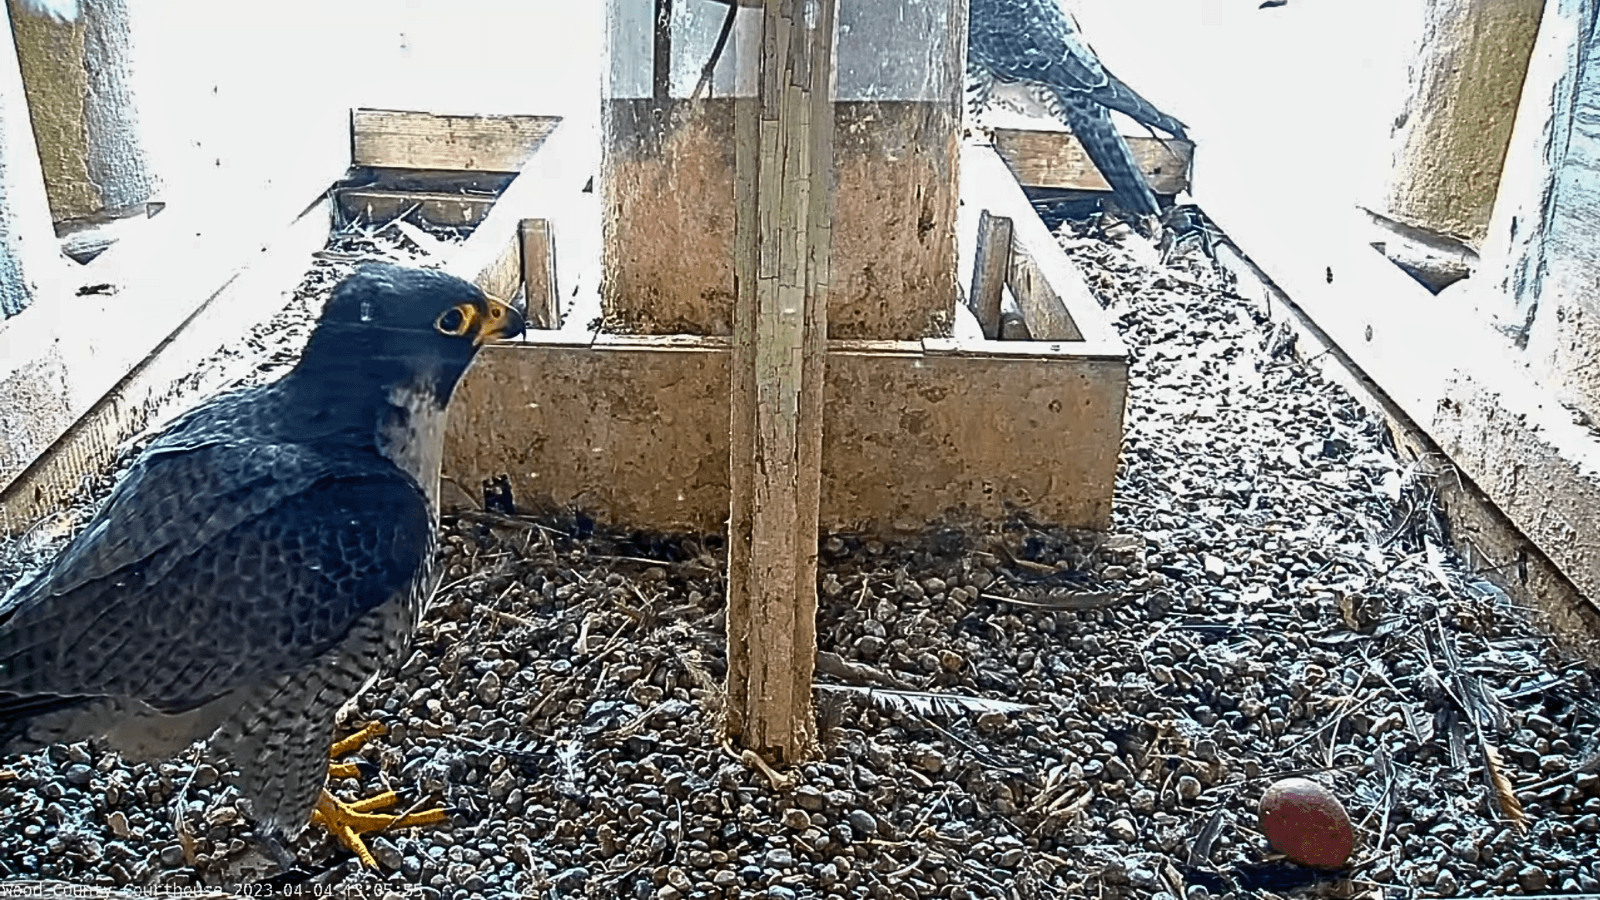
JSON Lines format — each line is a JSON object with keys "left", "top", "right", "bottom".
{"left": 1090, "top": 72, "right": 1188, "bottom": 140}
{"left": 1053, "top": 87, "right": 1161, "bottom": 217}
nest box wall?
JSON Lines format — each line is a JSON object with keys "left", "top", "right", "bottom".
{"left": 601, "top": 0, "right": 965, "bottom": 340}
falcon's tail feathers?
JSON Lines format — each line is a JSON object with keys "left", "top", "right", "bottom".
{"left": 1055, "top": 89, "right": 1160, "bottom": 217}
{"left": 1092, "top": 71, "right": 1188, "bottom": 140}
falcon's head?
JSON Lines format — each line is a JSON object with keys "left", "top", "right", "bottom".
{"left": 297, "top": 264, "right": 525, "bottom": 406}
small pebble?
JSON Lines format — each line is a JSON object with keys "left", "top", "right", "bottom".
{"left": 847, "top": 810, "right": 877, "bottom": 837}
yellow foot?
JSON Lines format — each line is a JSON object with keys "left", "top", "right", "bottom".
{"left": 312, "top": 722, "right": 448, "bottom": 868}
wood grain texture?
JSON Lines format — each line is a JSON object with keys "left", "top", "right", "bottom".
{"left": 725, "top": 0, "right": 836, "bottom": 765}
{"left": 963, "top": 143, "right": 1113, "bottom": 342}
{"left": 443, "top": 334, "right": 1126, "bottom": 534}
{"left": 444, "top": 118, "right": 595, "bottom": 305}
{"left": 519, "top": 218, "right": 559, "bottom": 330}
{"left": 991, "top": 127, "right": 1193, "bottom": 195}
{"left": 970, "top": 210, "right": 1012, "bottom": 339}
{"left": 352, "top": 109, "right": 561, "bottom": 171}
{"left": 335, "top": 188, "right": 496, "bottom": 229}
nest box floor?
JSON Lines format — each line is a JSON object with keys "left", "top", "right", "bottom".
{"left": 2, "top": 214, "right": 1598, "bottom": 899}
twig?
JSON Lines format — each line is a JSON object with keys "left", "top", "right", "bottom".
{"left": 721, "top": 739, "right": 794, "bottom": 791}
{"left": 1515, "top": 752, "right": 1600, "bottom": 795}
{"left": 915, "top": 715, "right": 1026, "bottom": 774}
{"left": 523, "top": 626, "right": 631, "bottom": 723}
{"left": 907, "top": 783, "right": 956, "bottom": 838}
{"left": 1371, "top": 743, "right": 1396, "bottom": 859}
{"left": 979, "top": 590, "right": 1124, "bottom": 611}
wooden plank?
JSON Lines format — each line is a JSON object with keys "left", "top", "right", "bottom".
{"left": 1516, "top": 1, "right": 1600, "bottom": 419}
{"left": 991, "top": 127, "right": 1193, "bottom": 195}
{"left": 969, "top": 210, "right": 1012, "bottom": 340}
{"left": 963, "top": 142, "right": 1112, "bottom": 343}
{"left": 0, "top": 201, "right": 333, "bottom": 539}
{"left": 335, "top": 187, "right": 496, "bottom": 229}
{"left": 352, "top": 109, "right": 562, "bottom": 172}
{"left": 520, "top": 218, "right": 558, "bottom": 329}
{"left": 443, "top": 334, "right": 1126, "bottom": 534}
{"left": 443, "top": 118, "right": 594, "bottom": 303}
{"left": 1213, "top": 237, "right": 1600, "bottom": 648}
{"left": 725, "top": 0, "right": 837, "bottom": 764}
{"left": 1471, "top": 0, "right": 1590, "bottom": 339}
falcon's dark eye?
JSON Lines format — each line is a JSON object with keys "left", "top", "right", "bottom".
{"left": 434, "top": 305, "right": 474, "bottom": 337}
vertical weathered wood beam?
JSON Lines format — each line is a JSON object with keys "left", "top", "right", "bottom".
{"left": 969, "top": 210, "right": 1012, "bottom": 340}
{"left": 726, "top": 0, "right": 836, "bottom": 764}
{"left": 1471, "top": 0, "right": 1596, "bottom": 341}
{"left": 520, "top": 218, "right": 559, "bottom": 329}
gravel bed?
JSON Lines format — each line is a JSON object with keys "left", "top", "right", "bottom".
{"left": 2, "top": 211, "right": 1598, "bottom": 900}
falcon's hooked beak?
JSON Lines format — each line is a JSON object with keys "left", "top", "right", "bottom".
{"left": 475, "top": 295, "right": 526, "bottom": 346}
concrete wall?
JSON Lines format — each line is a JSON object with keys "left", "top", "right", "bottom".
{"left": 1378, "top": 0, "right": 1543, "bottom": 251}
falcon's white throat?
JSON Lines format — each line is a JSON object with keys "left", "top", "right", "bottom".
{"left": 378, "top": 379, "right": 450, "bottom": 511}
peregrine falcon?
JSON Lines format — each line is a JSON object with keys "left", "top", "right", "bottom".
{"left": 0, "top": 264, "right": 524, "bottom": 864}
{"left": 968, "top": 0, "right": 1187, "bottom": 218}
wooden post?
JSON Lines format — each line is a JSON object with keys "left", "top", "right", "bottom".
{"left": 725, "top": 0, "right": 836, "bottom": 765}
{"left": 601, "top": 0, "right": 965, "bottom": 340}
{"left": 969, "top": 210, "right": 1011, "bottom": 340}
{"left": 520, "top": 218, "right": 559, "bottom": 329}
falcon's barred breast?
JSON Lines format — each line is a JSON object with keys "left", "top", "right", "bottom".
{"left": 0, "top": 264, "right": 524, "bottom": 852}
{"left": 968, "top": 0, "right": 1186, "bottom": 218}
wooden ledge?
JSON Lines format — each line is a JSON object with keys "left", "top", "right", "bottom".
{"left": 1203, "top": 196, "right": 1600, "bottom": 617}
{"left": 445, "top": 331, "right": 1128, "bottom": 533}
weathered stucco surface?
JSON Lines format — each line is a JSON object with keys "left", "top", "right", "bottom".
{"left": 602, "top": 100, "right": 958, "bottom": 340}
{"left": 9, "top": 0, "right": 152, "bottom": 223}
{"left": 0, "top": 5, "right": 58, "bottom": 317}
{"left": 1379, "top": 0, "right": 1543, "bottom": 248}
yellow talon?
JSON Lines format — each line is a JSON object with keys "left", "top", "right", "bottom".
{"left": 330, "top": 720, "right": 388, "bottom": 757}
{"left": 312, "top": 722, "right": 448, "bottom": 868}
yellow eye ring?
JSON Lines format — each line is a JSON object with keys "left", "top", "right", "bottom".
{"left": 435, "top": 304, "right": 477, "bottom": 337}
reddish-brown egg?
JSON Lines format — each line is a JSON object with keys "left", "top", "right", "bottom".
{"left": 1258, "top": 777, "right": 1355, "bottom": 868}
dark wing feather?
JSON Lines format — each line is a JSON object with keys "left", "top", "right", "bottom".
{"left": 0, "top": 439, "right": 430, "bottom": 716}
{"left": 1056, "top": 90, "right": 1160, "bottom": 215}
{"left": 969, "top": 0, "right": 1108, "bottom": 93}
{"left": 1089, "top": 72, "right": 1187, "bottom": 139}
{"left": 969, "top": 0, "right": 1187, "bottom": 139}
